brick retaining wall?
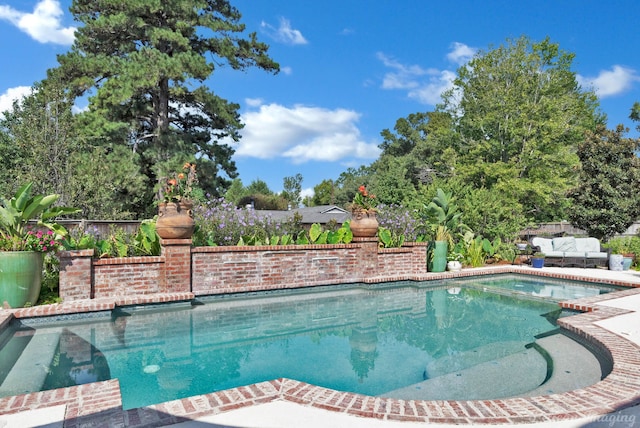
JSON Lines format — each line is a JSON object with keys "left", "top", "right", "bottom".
{"left": 58, "top": 240, "right": 429, "bottom": 301}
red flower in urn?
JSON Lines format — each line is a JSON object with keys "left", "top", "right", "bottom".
{"left": 352, "top": 185, "right": 377, "bottom": 212}
{"left": 349, "top": 186, "right": 378, "bottom": 238}
{"left": 160, "top": 163, "right": 198, "bottom": 203}
{"left": 156, "top": 163, "right": 197, "bottom": 239}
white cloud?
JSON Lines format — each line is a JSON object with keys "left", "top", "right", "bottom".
{"left": 281, "top": 66, "right": 293, "bottom": 75}
{"left": 577, "top": 65, "right": 640, "bottom": 98}
{"left": 235, "top": 102, "right": 380, "bottom": 163}
{"left": 447, "top": 42, "right": 476, "bottom": 65}
{"left": 0, "top": 0, "right": 75, "bottom": 45}
{"left": 245, "top": 98, "right": 264, "bottom": 107}
{"left": 261, "top": 17, "right": 307, "bottom": 45}
{"left": 0, "top": 86, "right": 32, "bottom": 117}
{"left": 377, "top": 52, "right": 457, "bottom": 105}
{"left": 407, "top": 70, "right": 457, "bottom": 105}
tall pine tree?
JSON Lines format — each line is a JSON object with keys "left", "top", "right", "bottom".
{"left": 50, "top": 0, "right": 279, "bottom": 216}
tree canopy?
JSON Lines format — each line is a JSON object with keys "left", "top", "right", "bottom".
{"left": 568, "top": 125, "right": 640, "bottom": 240}
{"left": 440, "top": 36, "right": 603, "bottom": 221}
{"left": 50, "top": 0, "right": 279, "bottom": 216}
{"left": 351, "top": 36, "right": 605, "bottom": 240}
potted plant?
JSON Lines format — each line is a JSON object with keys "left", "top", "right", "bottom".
{"left": 531, "top": 252, "right": 545, "bottom": 268}
{"left": 429, "top": 225, "right": 452, "bottom": 272}
{"left": 0, "top": 183, "right": 78, "bottom": 308}
{"left": 349, "top": 185, "right": 378, "bottom": 238}
{"left": 422, "top": 189, "right": 469, "bottom": 273}
{"left": 605, "top": 237, "right": 636, "bottom": 270}
{"left": 609, "top": 253, "right": 624, "bottom": 271}
{"left": 447, "top": 251, "right": 463, "bottom": 272}
{"left": 156, "top": 162, "right": 198, "bottom": 239}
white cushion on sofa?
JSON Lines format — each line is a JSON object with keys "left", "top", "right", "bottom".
{"left": 586, "top": 251, "right": 608, "bottom": 259}
{"left": 575, "top": 238, "right": 601, "bottom": 253}
{"left": 545, "top": 251, "right": 565, "bottom": 257}
{"left": 552, "top": 236, "right": 577, "bottom": 252}
{"left": 531, "top": 237, "right": 553, "bottom": 254}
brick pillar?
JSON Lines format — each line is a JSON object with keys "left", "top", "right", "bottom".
{"left": 353, "top": 237, "right": 379, "bottom": 280}
{"left": 58, "top": 249, "right": 94, "bottom": 301}
{"left": 411, "top": 242, "right": 428, "bottom": 274}
{"left": 160, "top": 238, "right": 192, "bottom": 293}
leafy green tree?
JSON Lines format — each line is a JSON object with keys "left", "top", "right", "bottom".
{"left": 440, "top": 36, "right": 604, "bottom": 222}
{"left": 460, "top": 187, "right": 527, "bottom": 242}
{"left": 568, "top": 125, "right": 640, "bottom": 241}
{"left": 631, "top": 102, "right": 640, "bottom": 132}
{"left": 377, "top": 111, "right": 457, "bottom": 188}
{"left": 234, "top": 179, "right": 288, "bottom": 209}
{"left": 246, "top": 179, "right": 273, "bottom": 196}
{"left": 0, "top": 126, "right": 22, "bottom": 192}
{"left": 282, "top": 173, "right": 303, "bottom": 208}
{"left": 334, "top": 166, "right": 373, "bottom": 208}
{"left": 0, "top": 81, "right": 77, "bottom": 201}
{"left": 311, "top": 179, "right": 336, "bottom": 206}
{"left": 368, "top": 157, "right": 419, "bottom": 208}
{"left": 237, "top": 194, "right": 287, "bottom": 210}
{"left": 0, "top": 79, "right": 146, "bottom": 219}
{"left": 66, "top": 145, "right": 147, "bottom": 219}
{"left": 224, "top": 178, "right": 246, "bottom": 205}
{"left": 50, "top": 0, "right": 279, "bottom": 216}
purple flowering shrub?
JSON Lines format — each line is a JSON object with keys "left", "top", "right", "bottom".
{"left": 193, "top": 198, "right": 303, "bottom": 246}
{"left": 376, "top": 204, "right": 424, "bottom": 244}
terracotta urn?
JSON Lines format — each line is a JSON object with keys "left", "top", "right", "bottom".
{"left": 156, "top": 201, "right": 195, "bottom": 239}
{"left": 350, "top": 209, "right": 378, "bottom": 238}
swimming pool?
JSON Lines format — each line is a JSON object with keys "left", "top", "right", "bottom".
{"left": 0, "top": 275, "right": 614, "bottom": 410}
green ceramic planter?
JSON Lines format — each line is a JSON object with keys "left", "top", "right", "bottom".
{"left": 428, "top": 240, "right": 448, "bottom": 273}
{"left": 0, "top": 251, "right": 43, "bottom": 308}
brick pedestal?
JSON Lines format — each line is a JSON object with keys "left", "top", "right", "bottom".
{"left": 353, "top": 237, "right": 379, "bottom": 279}
{"left": 58, "top": 249, "right": 94, "bottom": 300}
{"left": 161, "top": 239, "right": 192, "bottom": 293}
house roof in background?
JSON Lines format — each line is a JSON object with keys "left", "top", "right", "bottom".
{"left": 256, "top": 205, "right": 350, "bottom": 224}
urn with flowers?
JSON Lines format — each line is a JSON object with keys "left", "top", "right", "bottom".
{"left": 350, "top": 186, "right": 378, "bottom": 238}
{"left": 156, "top": 163, "right": 197, "bottom": 239}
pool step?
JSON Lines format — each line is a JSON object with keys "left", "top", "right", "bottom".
{"left": 518, "top": 332, "right": 602, "bottom": 397}
{"left": 380, "top": 343, "right": 547, "bottom": 400}
{"left": 380, "top": 333, "right": 604, "bottom": 401}
{"left": 0, "top": 330, "right": 60, "bottom": 396}
{"left": 425, "top": 340, "right": 530, "bottom": 378}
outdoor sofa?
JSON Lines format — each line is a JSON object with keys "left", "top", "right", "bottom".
{"left": 530, "top": 236, "right": 609, "bottom": 268}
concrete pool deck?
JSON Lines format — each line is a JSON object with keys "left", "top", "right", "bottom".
{"left": 2, "top": 265, "right": 640, "bottom": 427}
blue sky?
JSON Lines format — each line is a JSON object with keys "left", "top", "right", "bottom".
{"left": 1, "top": 1, "right": 639, "bottom": 198}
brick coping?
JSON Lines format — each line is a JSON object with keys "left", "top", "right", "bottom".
{"left": 1, "top": 266, "right": 640, "bottom": 426}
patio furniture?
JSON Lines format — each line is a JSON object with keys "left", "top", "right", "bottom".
{"left": 530, "top": 236, "right": 609, "bottom": 268}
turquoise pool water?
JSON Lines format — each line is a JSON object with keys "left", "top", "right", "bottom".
{"left": 0, "top": 275, "right": 613, "bottom": 409}
{"left": 448, "top": 275, "right": 622, "bottom": 301}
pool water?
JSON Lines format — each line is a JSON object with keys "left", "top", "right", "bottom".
{"left": 0, "top": 276, "right": 610, "bottom": 409}
{"left": 449, "top": 275, "right": 621, "bottom": 301}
